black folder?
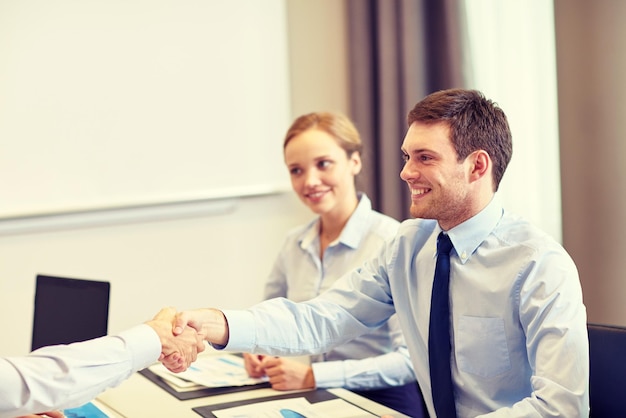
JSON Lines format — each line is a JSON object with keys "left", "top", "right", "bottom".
{"left": 138, "top": 368, "right": 271, "bottom": 401}
{"left": 192, "top": 389, "right": 351, "bottom": 417}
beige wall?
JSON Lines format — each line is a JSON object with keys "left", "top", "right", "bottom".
{"left": 555, "top": 0, "right": 626, "bottom": 326}
{"left": 0, "top": 0, "right": 350, "bottom": 356}
{"left": 286, "top": 0, "right": 349, "bottom": 116}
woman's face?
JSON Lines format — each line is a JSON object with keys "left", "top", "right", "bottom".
{"left": 284, "top": 128, "right": 361, "bottom": 217}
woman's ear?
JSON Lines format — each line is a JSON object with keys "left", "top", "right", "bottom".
{"left": 350, "top": 151, "right": 362, "bottom": 176}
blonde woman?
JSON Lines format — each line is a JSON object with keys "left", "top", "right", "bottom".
{"left": 243, "top": 112, "right": 426, "bottom": 417}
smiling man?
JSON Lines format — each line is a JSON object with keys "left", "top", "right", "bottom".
{"left": 171, "top": 89, "right": 589, "bottom": 417}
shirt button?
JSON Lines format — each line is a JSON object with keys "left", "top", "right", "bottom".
{"left": 461, "top": 251, "right": 468, "bottom": 260}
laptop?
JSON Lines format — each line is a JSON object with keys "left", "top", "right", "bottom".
{"left": 31, "top": 274, "right": 111, "bottom": 351}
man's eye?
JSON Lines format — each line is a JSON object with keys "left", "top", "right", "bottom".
{"left": 317, "top": 160, "right": 331, "bottom": 169}
{"left": 401, "top": 153, "right": 409, "bottom": 163}
{"left": 289, "top": 167, "right": 302, "bottom": 175}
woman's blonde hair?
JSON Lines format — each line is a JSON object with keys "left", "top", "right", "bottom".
{"left": 283, "top": 112, "right": 362, "bottom": 157}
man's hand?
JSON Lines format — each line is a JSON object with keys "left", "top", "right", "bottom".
{"left": 173, "top": 308, "right": 229, "bottom": 346}
{"left": 146, "top": 307, "right": 205, "bottom": 373}
{"left": 258, "top": 356, "right": 315, "bottom": 391}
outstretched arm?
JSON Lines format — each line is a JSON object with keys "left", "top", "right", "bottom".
{"left": 0, "top": 307, "right": 203, "bottom": 417}
{"left": 172, "top": 296, "right": 383, "bottom": 355}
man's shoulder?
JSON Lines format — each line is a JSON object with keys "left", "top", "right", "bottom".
{"left": 387, "top": 218, "right": 438, "bottom": 248}
{"left": 495, "top": 211, "right": 570, "bottom": 256}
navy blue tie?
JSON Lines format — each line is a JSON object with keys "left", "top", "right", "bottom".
{"left": 429, "top": 232, "right": 457, "bottom": 417}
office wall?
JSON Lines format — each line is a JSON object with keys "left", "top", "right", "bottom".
{"left": 0, "top": 0, "right": 348, "bottom": 356}
{"left": 555, "top": 0, "right": 626, "bottom": 326}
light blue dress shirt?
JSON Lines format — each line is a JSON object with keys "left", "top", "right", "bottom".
{"left": 223, "top": 196, "right": 589, "bottom": 417}
{"left": 263, "top": 193, "right": 416, "bottom": 389}
{"left": 0, "top": 325, "right": 160, "bottom": 418}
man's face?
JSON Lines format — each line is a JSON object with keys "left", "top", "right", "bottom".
{"left": 400, "top": 122, "right": 475, "bottom": 230}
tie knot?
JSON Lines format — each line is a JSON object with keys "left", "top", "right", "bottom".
{"left": 437, "top": 232, "right": 453, "bottom": 255}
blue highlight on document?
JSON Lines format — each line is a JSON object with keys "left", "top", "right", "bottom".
{"left": 63, "top": 402, "right": 109, "bottom": 418}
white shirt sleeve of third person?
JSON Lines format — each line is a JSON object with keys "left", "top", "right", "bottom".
{"left": 0, "top": 324, "right": 160, "bottom": 418}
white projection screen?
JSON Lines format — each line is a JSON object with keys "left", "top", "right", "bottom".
{"left": 0, "top": 0, "right": 291, "bottom": 219}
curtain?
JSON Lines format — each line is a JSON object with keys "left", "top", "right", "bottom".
{"left": 346, "top": 0, "right": 467, "bottom": 221}
{"left": 462, "top": 0, "right": 562, "bottom": 241}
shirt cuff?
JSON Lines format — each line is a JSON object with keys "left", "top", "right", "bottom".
{"left": 312, "top": 360, "right": 346, "bottom": 388}
{"left": 117, "top": 324, "right": 161, "bottom": 372}
{"left": 220, "top": 309, "right": 256, "bottom": 351}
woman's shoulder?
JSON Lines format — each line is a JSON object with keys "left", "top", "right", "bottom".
{"left": 356, "top": 193, "right": 400, "bottom": 227}
{"left": 281, "top": 217, "right": 318, "bottom": 244}
{"left": 366, "top": 210, "right": 401, "bottom": 240}
{"left": 369, "top": 209, "right": 400, "bottom": 227}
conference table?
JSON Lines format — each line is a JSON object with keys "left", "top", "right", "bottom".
{"left": 93, "top": 355, "right": 410, "bottom": 418}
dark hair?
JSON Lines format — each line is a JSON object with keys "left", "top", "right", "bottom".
{"left": 284, "top": 112, "right": 362, "bottom": 158}
{"left": 407, "top": 89, "right": 512, "bottom": 191}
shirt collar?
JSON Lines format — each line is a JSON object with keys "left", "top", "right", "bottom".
{"left": 444, "top": 194, "right": 504, "bottom": 264}
{"left": 338, "top": 192, "right": 372, "bottom": 249}
{"left": 300, "top": 219, "right": 319, "bottom": 249}
{"left": 299, "top": 192, "right": 371, "bottom": 250}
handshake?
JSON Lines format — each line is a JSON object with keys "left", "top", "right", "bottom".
{"left": 145, "top": 307, "right": 226, "bottom": 373}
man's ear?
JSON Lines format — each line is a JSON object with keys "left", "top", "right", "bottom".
{"left": 468, "top": 150, "right": 490, "bottom": 183}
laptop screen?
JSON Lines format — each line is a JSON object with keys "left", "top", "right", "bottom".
{"left": 31, "top": 274, "right": 110, "bottom": 351}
